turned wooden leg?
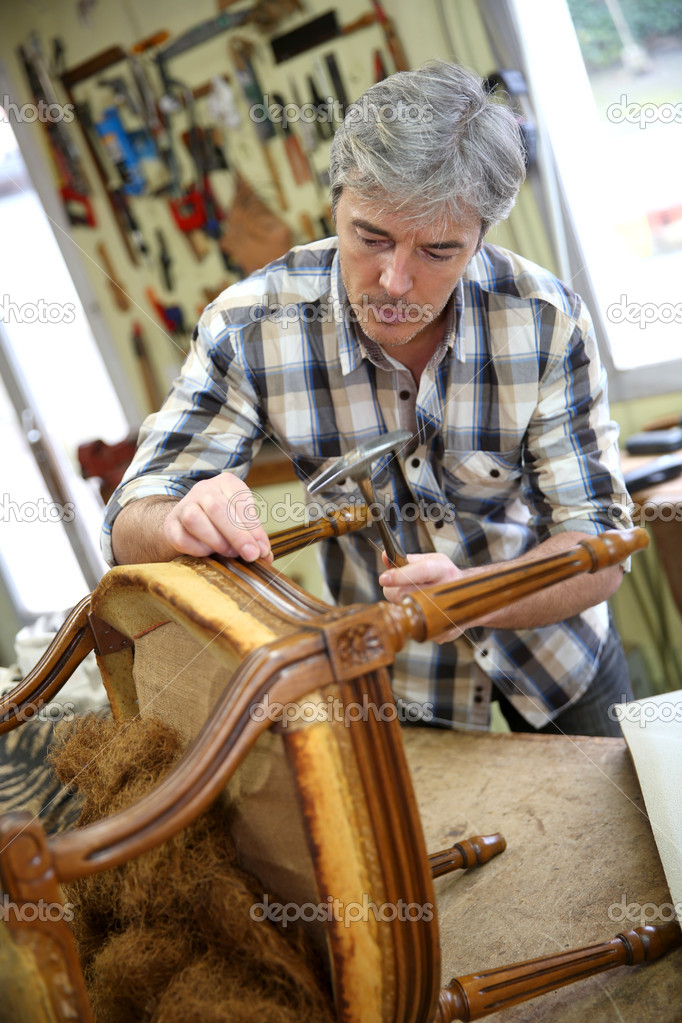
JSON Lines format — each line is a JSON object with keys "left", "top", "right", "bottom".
{"left": 428, "top": 833, "right": 506, "bottom": 879}
{"left": 435, "top": 921, "right": 682, "bottom": 1021}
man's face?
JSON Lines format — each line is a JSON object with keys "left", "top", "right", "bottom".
{"left": 335, "top": 190, "right": 483, "bottom": 350}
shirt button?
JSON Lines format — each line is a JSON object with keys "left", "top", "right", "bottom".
{"left": 490, "top": 468, "right": 500, "bottom": 478}
{"left": 411, "top": 458, "right": 420, "bottom": 468}
{"left": 399, "top": 389, "right": 411, "bottom": 400}
{"left": 435, "top": 520, "right": 444, "bottom": 530}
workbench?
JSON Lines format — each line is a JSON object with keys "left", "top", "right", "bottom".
{"left": 404, "top": 729, "right": 682, "bottom": 1022}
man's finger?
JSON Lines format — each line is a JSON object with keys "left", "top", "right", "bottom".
{"left": 165, "top": 504, "right": 244, "bottom": 557}
{"left": 209, "top": 485, "right": 271, "bottom": 560}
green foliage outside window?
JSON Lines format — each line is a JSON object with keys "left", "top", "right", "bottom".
{"left": 567, "top": 0, "right": 682, "bottom": 68}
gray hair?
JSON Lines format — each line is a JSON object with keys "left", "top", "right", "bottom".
{"left": 329, "top": 61, "right": 526, "bottom": 233}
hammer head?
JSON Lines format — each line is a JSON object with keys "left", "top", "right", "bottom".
{"left": 307, "top": 429, "right": 412, "bottom": 494}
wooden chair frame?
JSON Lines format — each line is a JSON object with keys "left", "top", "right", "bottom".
{"left": 0, "top": 513, "right": 678, "bottom": 1023}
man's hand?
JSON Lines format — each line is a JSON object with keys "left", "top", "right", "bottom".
{"left": 377, "top": 531, "right": 625, "bottom": 642}
{"left": 111, "top": 474, "right": 272, "bottom": 566}
{"left": 379, "top": 551, "right": 466, "bottom": 643}
{"left": 163, "top": 474, "right": 272, "bottom": 561}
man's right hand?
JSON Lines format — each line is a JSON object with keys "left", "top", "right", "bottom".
{"left": 163, "top": 474, "right": 272, "bottom": 561}
{"left": 111, "top": 474, "right": 272, "bottom": 566}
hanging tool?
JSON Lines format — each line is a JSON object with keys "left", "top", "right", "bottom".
{"left": 146, "top": 286, "right": 188, "bottom": 337}
{"left": 131, "top": 321, "right": 166, "bottom": 412}
{"left": 373, "top": 49, "right": 390, "bottom": 83}
{"left": 60, "top": 44, "right": 144, "bottom": 261}
{"left": 369, "top": 1, "right": 409, "bottom": 72}
{"left": 270, "top": 93, "right": 313, "bottom": 186}
{"left": 97, "top": 75, "right": 141, "bottom": 116}
{"left": 166, "top": 77, "right": 222, "bottom": 259}
{"left": 153, "top": 7, "right": 254, "bottom": 103}
{"left": 128, "top": 33, "right": 182, "bottom": 196}
{"left": 288, "top": 77, "right": 326, "bottom": 197}
{"left": 324, "top": 52, "right": 349, "bottom": 114}
{"left": 96, "top": 241, "right": 130, "bottom": 310}
{"left": 206, "top": 74, "right": 241, "bottom": 131}
{"left": 230, "top": 40, "right": 288, "bottom": 211}
{"left": 18, "top": 36, "right": 95, "bottom": 228}
{"left": 270, "top": 11, "right": 376, "bottom": 63}
{"left": 307, "top": 75, "right": 334, "bottom": 141}
{"left": 156, "top": 229, "right": 173, "bottom": 290}
{"left": 95, "top": 106, "right": 148, "bottom": 194}
{"left": 111, "top": 187, "right": 149, "bottom": 261}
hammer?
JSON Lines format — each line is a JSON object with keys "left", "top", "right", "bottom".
{"left": 307, "top": 430, "right": 411, "bottom": 567}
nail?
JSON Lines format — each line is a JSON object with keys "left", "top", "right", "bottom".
{"left": 241, "top": 543, "right": 259, "bottom": 561}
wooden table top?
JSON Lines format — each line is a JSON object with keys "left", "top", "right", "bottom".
{"left": 403, "top": 729, "right": 682, "bottom": 1022}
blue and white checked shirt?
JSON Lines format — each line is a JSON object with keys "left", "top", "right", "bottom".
{"left": 103, "top": 238, "right": 631, "bottom": 730}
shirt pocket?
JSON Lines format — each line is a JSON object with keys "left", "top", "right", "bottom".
{"left": 442, "top": 447, "right": 523, "bottom": 503}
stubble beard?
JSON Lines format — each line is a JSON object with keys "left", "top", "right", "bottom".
{"left": 354, "top": 293, "right": 449, "bottom": 348}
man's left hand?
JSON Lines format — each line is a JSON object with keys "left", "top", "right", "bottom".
{"left": 379, "top": 552, "right": 466, "bottom": 643}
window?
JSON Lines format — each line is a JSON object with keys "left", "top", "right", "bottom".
{"left": 0, "top": 109, "right": 129, "bottom": 615}
{"left": 513, "top": 0, "right": 682, "bottom": 381}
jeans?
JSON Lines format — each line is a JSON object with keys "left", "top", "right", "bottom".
{"left": 493, "top": 615, "right": 633, "bottom": 737}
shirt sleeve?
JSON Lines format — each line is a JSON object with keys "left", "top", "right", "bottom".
{"left": 522, "top": 300, "right": 632, "bottom": 542}
{"left": 101, "top": 310, "right": 266, "bottom": 566}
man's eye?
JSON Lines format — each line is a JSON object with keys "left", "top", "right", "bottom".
{"left": 359, "top": 235, "right": 386, "bottom": 247}
{"left": 425, "top": 250, "right": 453, "bottom": 262}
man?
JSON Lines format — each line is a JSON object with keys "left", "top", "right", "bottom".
{"left": 104, "top": 61, "right": 632, "bottom": 736}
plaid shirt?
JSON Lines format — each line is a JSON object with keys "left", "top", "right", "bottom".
{"left": 103, "top": 238, "right": 630, "bottom": 730}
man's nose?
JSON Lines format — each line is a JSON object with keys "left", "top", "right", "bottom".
{"left": 379, "top": 251, "right": 413, "bottom": 298}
